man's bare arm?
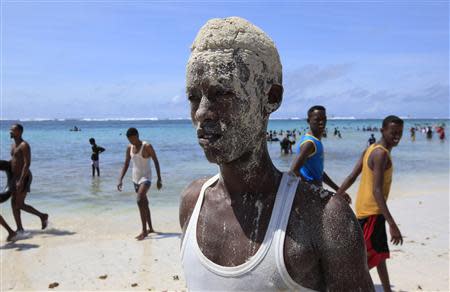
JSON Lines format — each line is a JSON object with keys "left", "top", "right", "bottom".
{"left": 19, "top": 143, "right": 31, "bottom": 186}
{"left": 372, "top": 149, "right": 403, "bottom": 245}
{"left": 117, "top": 145, "right": 131, "bottom": 191}
{"left": 289, "top": 141, "right": 314, "bottom": 176}
{"left": 147, "top": 144, "right": 162, "bottom": 189}
{"left": 322, "top": 172, "right": 339, "bottom": 191}
{"left": 336, "top": 150, "right": 365, "bottom": 197}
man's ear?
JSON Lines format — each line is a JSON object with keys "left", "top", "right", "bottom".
{"left": 265, "top": 84, "right": 283, "bottom": 115}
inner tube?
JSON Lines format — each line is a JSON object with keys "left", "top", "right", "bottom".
{"left": 0, "top": 160, "right": 12, "bottom": 203}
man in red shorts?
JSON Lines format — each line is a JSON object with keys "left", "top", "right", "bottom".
{"left": 337, "top": 115, "right": 404, "bottom": 292}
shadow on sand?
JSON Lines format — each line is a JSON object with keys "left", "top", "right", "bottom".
{"left": 1, "top": 227, "right": 76, "bottom": 250}
{"left": 27, "top": 228, "right": 77, "bottom": 238}
{"left": 374, "top": 284, "right": 403, "bottom": 292}
{"left": 148, "top": 232, "right": 181, "bottom": 240}
{"left": 0, "top": 242, "right": 40, "bottom": 251}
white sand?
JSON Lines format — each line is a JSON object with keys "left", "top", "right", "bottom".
{"left": 1, "top": 188, "right": 448, "bottom": 291}
{"left": 1, "top": 207, "right": 186, "bottom": 291}
{"left": 368, "top": 189, "right": 449, "bottom": 291}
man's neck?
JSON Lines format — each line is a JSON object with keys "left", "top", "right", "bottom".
{"left": 379, "top": 138, "right": 393, "bottom": 152}
{"left": 13, "top": 137, "right": 23, "bottom": 145}
{"left": 218, "top": 141, "right": 281, "bottom": 197}
{"left": 309, "top": 130, "right": 322, "bottom": 140}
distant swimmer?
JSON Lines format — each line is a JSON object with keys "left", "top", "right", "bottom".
{"left": 117, "top": 128, "right": 162, "bottom": 240}
{"left": 337, "top": 115, "right": 404, "bottom": 292}
{"left": 410, "top": 127, "right": 416, "bottom": 142}
{"left": 89, "top": 138, "right": 105, "bottom": 177}
{"left": 10, "top": 124, "right": 48, "bottom": 233}
{"left": 279, "top": 136, "right": 292, "bottom": 154}
{"left": 290, "top": 105, "right": 351, "bottom": 203}
{"left": 436, "top": 126, "right": 445, "bottom": 140}
{"left": 426, "top": 126, "right": 433, "bottom": 139}
{"left": 368, "top": 133, "right": 376, "bottom": 146}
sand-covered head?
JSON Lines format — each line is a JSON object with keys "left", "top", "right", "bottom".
{"left": 186, "top": 17, "right": 283, "bottom": 164}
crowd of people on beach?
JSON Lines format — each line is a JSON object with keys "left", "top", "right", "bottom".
{"left": 269, "top": 121, "right": 446, "bottom": 156}
{"left": 1, "top": 16, "right": 448, "bottom": 292}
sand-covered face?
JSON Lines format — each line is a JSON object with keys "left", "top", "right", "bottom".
{"left": 187, "top": 51, "right": 268, "bottom": 164}
{"left": 186, "top": 17, "right": 282, "bottom": 164}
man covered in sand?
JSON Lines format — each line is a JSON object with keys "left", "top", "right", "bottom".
{"left": 179, "top": 17, "right": 374, "bottom": 291}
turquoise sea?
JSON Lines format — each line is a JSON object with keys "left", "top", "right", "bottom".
{"left": 0, "top": 119, "right": 448, "bottom": 215}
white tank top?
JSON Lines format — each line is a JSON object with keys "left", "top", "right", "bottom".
{"left": 180, "top": 172, "right": 318, "bottom": 292}
{"left": 130, "top": 141, "right": 152, "bottom": 184}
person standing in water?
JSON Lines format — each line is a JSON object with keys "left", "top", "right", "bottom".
{"left": 410, "top": 127, "right": 416, "bottom": 142}
{"left": 89, "top": 138, "right": 105, "bottom": 177}
{"left": 290, "top": 105, "right": 351, "bottom": 203}
{"left": 117, "top": 128, "right": 162, "bottom": 240}
{"left": 368, "top": 134, "right": 376, "bottom": 146}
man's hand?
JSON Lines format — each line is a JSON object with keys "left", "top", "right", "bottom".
{"left": 117, "top": 181, "right": 123, "bottom": 192}
{"left": 389, "top": 222, "right": 403, "bottom": 245}
{"left": 157, "top": 178, "right": 162, "bottom": 190}
{"left": 337, "top": 192, "right": 352, "bottom": 204}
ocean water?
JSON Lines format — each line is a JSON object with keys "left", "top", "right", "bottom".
{"left": 0, "top": 119, "right": 448, "bottom": 214}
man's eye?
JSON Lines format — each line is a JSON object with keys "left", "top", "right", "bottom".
{"left": 188, "top": 94, "right": 201, "bottom": 102}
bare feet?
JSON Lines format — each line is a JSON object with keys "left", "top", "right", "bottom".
{"left": 135, "top": 231, "right": 148, "bottom": 241}
{"left": 6, "top": 231, "right": 17, "bottom": 242}
{"left": 148, "top": 228, "right": 156, "bottom": 234}
{"left": 41, "top": 214, "right": 49, "bottom": 230}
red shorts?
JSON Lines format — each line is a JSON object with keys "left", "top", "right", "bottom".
{"left": 358, "top": 214, "right": 390, "bottom": 269}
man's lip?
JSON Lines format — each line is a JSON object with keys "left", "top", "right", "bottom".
{"left": 197, "top": 133, "right": 222, "bottom": 145}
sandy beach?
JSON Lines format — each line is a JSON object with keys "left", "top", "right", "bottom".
{"left": 0, "top": 207, "right": 186, "bottom": 291}
{"left": 0, "top": 184, "right": 448, "bottom": 291}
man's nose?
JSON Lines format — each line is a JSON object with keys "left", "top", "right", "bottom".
{"left": 195, "top": 96, "right": 217, "bottom": 123}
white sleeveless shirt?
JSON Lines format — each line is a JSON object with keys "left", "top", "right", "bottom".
{"left": 181, "top": 172, "right": 318, "bottom": 292}
{"left": 130, "top": 141, "right": 152, "bottom": 184}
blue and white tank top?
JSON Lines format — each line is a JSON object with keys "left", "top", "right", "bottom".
{"left": 297, "top": 134, "right": 324, "bottom": 182}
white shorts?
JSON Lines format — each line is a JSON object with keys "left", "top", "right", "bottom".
{"left": 92, "top": 160, "right": 99, "bottom": 168}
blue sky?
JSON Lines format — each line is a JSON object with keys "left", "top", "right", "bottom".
{"left": 1, "top": 1, "right": 448, "bottom": 119}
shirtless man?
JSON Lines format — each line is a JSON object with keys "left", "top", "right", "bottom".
{"left": 10, "top": 124, "right": 48, "bottom": 232}
{"left": 117, "top": 128, "right": 162, "bottom": 240}
{"left": 179, "top": 17, "right": 374, "bottom": 291}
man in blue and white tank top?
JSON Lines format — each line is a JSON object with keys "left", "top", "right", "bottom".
{"left": 290, "top": 106, "right": 351, "bottom": 203}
